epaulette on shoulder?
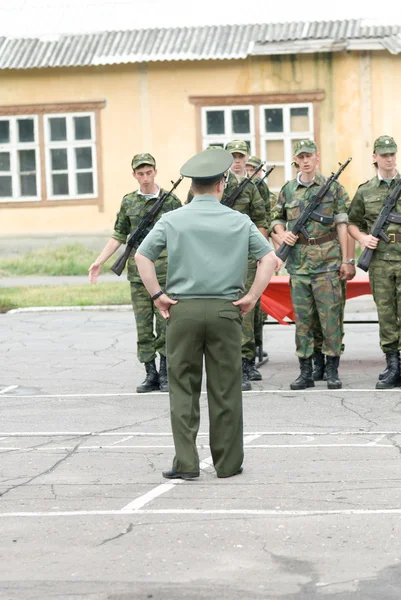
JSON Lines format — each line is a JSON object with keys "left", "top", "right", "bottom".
{"left": 357, "top": 180, "right": 370, "bottom": 190}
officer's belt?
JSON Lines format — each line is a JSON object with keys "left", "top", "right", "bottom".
{"left": 297, "top": 231, "right": 338, "bottom": 246}
{"left": 386, "top": 212, "right": 401, "bottom": 224}
{"left": 385, "top": 234, "right": 401, "bottom": 243}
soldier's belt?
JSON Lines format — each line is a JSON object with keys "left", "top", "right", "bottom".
{"left": 386, "top": 233, "right": 401, "bottom": 243}
{"left": 297, "top": 231, "right": 338, "bottom": 246}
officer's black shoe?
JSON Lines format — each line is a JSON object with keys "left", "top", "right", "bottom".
{"left": 159, "top": 355, "right": 169, "bottom": 392}
{"left": 290, "top": 357, "right": 315, "bottom": 390}
{"left": 312, "top": 351, "right": 326, "bottom": 381}
{"left": 326, "top": 356, "right": 342, "bottom": 389}
{"left": 162, "top": 468, "right": 199, "bottom": 480}
{"left": 247, "top": 357, "right": 262, "bottom": 381}
{"left": 136, "top": 359, "right": 159, "bottom": 393}
{"left": 242, "top": 358, "right": 252, "bottom": 391}
{"left": 376, "top": 352, "right": 400, "bottom": 389}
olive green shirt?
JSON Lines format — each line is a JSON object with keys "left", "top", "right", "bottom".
{"left": 137, "top": 194, "right": 274, "bottom": 299}
{"left": 348, "top": 173, "right": 401, "bottom": 261}
{"left": 270, "top": 172, "right": 349, "bottom": 275}
{"left": 186, "top": 170, "right": 267, "bottom": 229}
{"left": 112, "top": 188, "right": 182, "bottom": 282}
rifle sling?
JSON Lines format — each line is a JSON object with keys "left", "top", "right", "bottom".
{"left": 309, "top": 210, "right": 334, "bottom": 225}
{"left": 386, "top": 211, "right": 401, "bottom": 224}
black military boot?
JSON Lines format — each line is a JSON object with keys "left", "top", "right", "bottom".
{"left": 290, "top": 357, "right": 315, "bottom": 390}
{"left": 378, "top": 353, "right": 394, "bottom": 381}
{"left": 242, "top": 358, "right": 252, "bottom": 391}
{"left": 159, "top": 355, "right": 169, "bottom": 393}
{"left": 312, "top": 351, "right": 326, "bottom": 381}
{"left": 247, "top": 357, "right": 262, "bottom": 381}
{"left": 136, "top": 359, "right": 159, "bottom": 393}
{"left": 376, "top": 352, "right": 400, "bottom": 389}
{"left": 326, "top": 356, "right": 342, "bottom": 389}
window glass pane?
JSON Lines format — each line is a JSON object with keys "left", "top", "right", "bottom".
{"left": 51, "top": 148, "right": 68, "bottom": 171}
{"left": 267, "top": 166, "right": 285, "bottom": 189}
{"left": 264, "top": 109, "right": 283, "bottom": 133}
{"left": 206, "top": 111, "right": 224, "bottom": 135}
{"left": 49, "top": 117, "right": 67, "bottom": 141}
{"left": 0, "top": 176, "right": 12, "bottom": 196}
{"left": 264, "top": 140, "right": 284, "bottom": 162}
{"left": 290, "top": 107, "right": 309, "bottom": 132}
{"left": 74, "top": 116, "right": 91, "bottom": 140}
{"left": 232, "top": 110, "right": 250, "bottom": 134}
{"left": 19, "top": 150, "right": 36, "bottom": 172}
{"left": 18, "top": 119, "right": 35, "bottom": 142}
{"left": 75, "top": 147, "right": 93, "bottom": 169}
{"left": 20, "top": 174, "right": 37, "bottom": 196}
{"left": 0, "top": 152, "right": 10, "bottom": 171}
{"left": 52, "top": 174, "right": 69, "bottom": 195}
{"left": 0, "top": 121, "right": 10, "bottom": 143}
{"left": 77, "top": 172, "right": 94, "bottom": 194}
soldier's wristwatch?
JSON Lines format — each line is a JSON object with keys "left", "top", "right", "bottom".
{"left": 343, "top": 259, "right": 356, "bottom": 265}
{"left": 151, "top": 290, "right": 164, "bottom": 301}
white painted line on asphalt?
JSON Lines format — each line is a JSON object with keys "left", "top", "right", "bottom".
{"left": 0, "top": 431, "right": 399, "bottom": 437}
{"left": 0, "top": 443, "right": 395, "bottom": 451}
{"left": 0, "top": 388, "right": 396, "bottom": 398}
{"left": 2, "top": 508, "right": 401, "bottom": 518}
{"left": 109, "top": 435, "right": 134, "bottom": 446}
{"left": 0, "top": 385, "right": 18, "bottom": 394}
{"left": 367, "top": 434, "right": 387, "bottom": 446}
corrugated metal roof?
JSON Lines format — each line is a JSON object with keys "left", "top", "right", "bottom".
{"left": 0, "top": 19, "right": 400, "bottom": 70}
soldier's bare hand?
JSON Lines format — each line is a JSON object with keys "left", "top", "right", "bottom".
{"left": 361, "top": 234, "right": 379, "bottom": 249}
{"left": 281, "top": 231, "right": 298, "bottom": 246}
{"left": 232, "top": 293, "right": 257, "bottom": 316}
{"left": 340, "top": 263, "right": 356, "bottom": 281}
{"left": 154, "top": 294, "right": 178, "bottom": 319}
{"left": 88, "top": 262, "right": 101, "bottom": 283}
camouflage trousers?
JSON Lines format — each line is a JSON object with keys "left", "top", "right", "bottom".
{"left": 313, "top": 279, "right": 347, "bottom": 354}
{"left": 290, "top": 272, "right": 342, "bottom": 358}
{"left": 130, "top": 281, "right": 166, "bottom": 363}
{"left": 369, "top": 260, "right": 401, "bottom": 352}
{"left": 241, "top": 259, "right": 257, "bottom": 360}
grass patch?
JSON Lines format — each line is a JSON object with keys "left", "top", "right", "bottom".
{"left": 0, "top": 244, "right": 115, "bottom": 277}
{"left": 0, "top": 282, "right": 131, "bottom": 313}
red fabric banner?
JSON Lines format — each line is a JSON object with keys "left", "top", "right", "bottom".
{"left": 261, "top": 274, "right": 372, "bottom": 325}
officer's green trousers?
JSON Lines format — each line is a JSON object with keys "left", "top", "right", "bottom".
{"left": 166, "top": 299, "right": 244, "bottom": 477}
{"left": 130, "top": 281, "right": 166, "bottom": 363}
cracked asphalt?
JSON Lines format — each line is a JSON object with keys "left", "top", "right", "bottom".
{"left": 1, "top": 308, "right": 401, "bottom": 599}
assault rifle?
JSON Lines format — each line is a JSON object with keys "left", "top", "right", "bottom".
{"left": 255, "top": 165, "right": 275, "bottom": 188}
{"left": 275, "top": 158, "right": 352, "bottom": 262}
{"left": 357, "top": 178, "right": 401, "bottom": 272}
{"left": 111, "top": 176, "right": 183, "bottom": 276}
{"left": 222, "top": 163, "right": 266, "bottom": 208}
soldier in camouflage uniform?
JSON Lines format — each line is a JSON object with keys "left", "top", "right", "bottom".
{"left": 348, "top": 135, "right": 401, "bottom": 389}
{"left": 269, "top": 139, "right": 353, "bottom": 390}
{"left": 246, "top": 155, "right": 277, "bottom": 362}
{"left": 89, "top": 153, "right": 181, "bottom": 393}
{"left": 186, "top": 143, "right": 269, "bottom": 390}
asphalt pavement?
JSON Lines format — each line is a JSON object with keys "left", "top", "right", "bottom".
{"left": 0, "top": 308, "right": 399, "bottom": 599}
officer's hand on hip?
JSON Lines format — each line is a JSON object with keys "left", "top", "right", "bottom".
{"left": 232, "top": 292, "right": 257, "bottom": 317}
{"left": 154, "top": 294, "right": 178, "bottom": 319}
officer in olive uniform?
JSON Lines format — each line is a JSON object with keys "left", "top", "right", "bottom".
{"left": 348, "top": 135, "right": 401, "bottom": 389}
{"left": 89, "top": 153, "right": 181, "bottom": 393}
{"left": 135, "top": 149, "right": 277, "bottom": 480}
{"left": 269, "top": 140, "right": 353, "bottom": 390}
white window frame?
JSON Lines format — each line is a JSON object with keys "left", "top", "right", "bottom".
{"left": 0, "top": 115, "right": 40, "bottom": 202}
{"left": 201, "top": 106, "right": 255, "bottom": 153}
{"left": 259, "top": 103, "right": 314, "bottom": 189}
{"left": 44, "top": 112, "right": 98, "bottom": 200}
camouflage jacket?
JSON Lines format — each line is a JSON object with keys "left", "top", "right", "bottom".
{"left": 186, "top": 170, "right": 267, "bottom": 229}
{"left": 254, "top": 177, "right": 275, "bottom": 230}
{"left": 270, "top": 172, "right": 349, "bottom": 275}
{"left": 112, "top": 188, "right": 182, "bottom": 282}
{"left": 348, "top": 173, "right": 401, "bottom": 261}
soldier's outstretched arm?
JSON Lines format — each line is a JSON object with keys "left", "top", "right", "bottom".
{"left": 88, "top": 238, "right": 122, "bottom": 283}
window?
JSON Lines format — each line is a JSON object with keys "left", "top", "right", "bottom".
{"left": 45, "top": 113, "right": 97, "bottom": 199}
{"left": 0, "top": 116, "right": 40, "bottom": 201}
{"left": 0, "top": 101, "right": 105, "bottom": 208}
{"left": 201, "top": 106, "right": 255, "bottom": 152}
{"left": 260, "top": 104, "right": 314, "bottom": 190}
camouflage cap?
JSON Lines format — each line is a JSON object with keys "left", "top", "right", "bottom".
{"left": 246, "top": 155, "right": 263, "bottom": 168}
{"left": 180, "top": 149, "right": 233, "bottom": 180}
{"left": 293, "top": 139, "right": 318, "bottom": 156}
{"left": 205, "top": 145, "right": 225, "bottom": 150}
{"left": 373, "top": 135, "right": 398, "bottom": 154}
{"left": 225, "top": 140, "right": 249, "bottom": 156}
{"left": 131, "top": 152, "right": 156, "bottom": 170}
